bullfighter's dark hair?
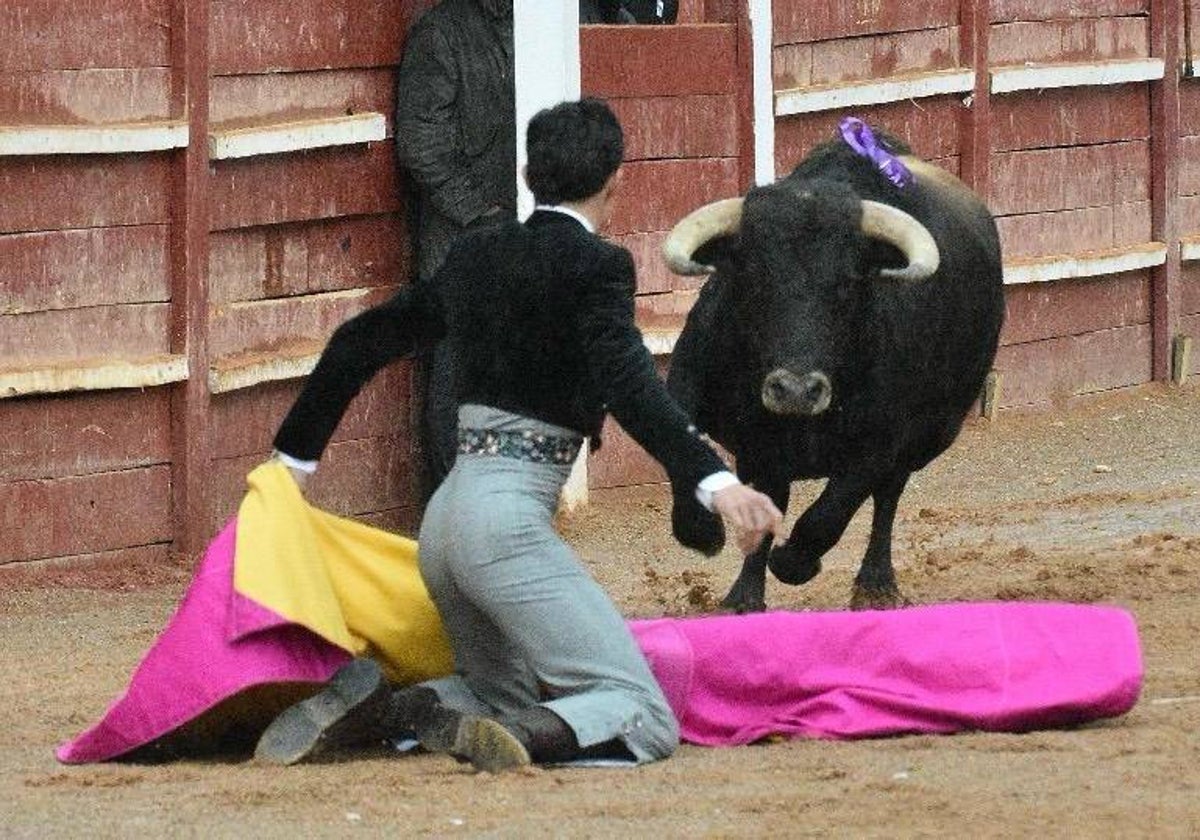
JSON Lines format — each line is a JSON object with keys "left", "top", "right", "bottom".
{"left": 526, "top": 98, "right": 624, "bottom": 205}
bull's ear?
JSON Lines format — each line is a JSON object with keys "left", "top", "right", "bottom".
{"left": 692, "top": 233, "right": 741, "bottom": 276}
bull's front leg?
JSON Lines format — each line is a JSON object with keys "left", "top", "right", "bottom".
{"left": 720, "top": 476, "right": 790, "bottom": 614}
{"left": 849, "top": 470, "right": 912, "bottom": 610}
{"left": 767, "top": 470, "right": 875, "bottom": 588}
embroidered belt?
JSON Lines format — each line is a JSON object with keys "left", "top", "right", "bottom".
{"left": 457, "top": 427, "right": 582, "bottom": 465}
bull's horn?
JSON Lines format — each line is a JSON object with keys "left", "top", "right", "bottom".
{"left": 663, "top": 197, "right": 744, "bottom": 275}
{"left": 860, "top": 200, "right": 940, "bottom": 281}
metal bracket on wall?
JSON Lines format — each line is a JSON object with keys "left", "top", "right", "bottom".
{"left": 1173, "top": 335, "right": 1193, "bottom": 385}
{"left": 981, "top": 370, "right": 1002, "bottom": 421}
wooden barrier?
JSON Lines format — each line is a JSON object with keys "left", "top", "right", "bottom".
{"left": 2, "top": 0, "right": 1198, "bottom": 565}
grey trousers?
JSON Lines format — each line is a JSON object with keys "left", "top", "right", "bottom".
{"left": 416, "top": 404, "right": 679, "bottom": 763}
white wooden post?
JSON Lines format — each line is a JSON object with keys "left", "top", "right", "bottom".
{"left": 514, "top": 1, "right": 581, "bottom": 220}
{"left": 513, "top": 0, "right": 589, "bottom": 510}
{"left": 748, "top": 0, "right": 776, "bottom": 186}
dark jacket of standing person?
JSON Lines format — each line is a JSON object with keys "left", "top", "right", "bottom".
{"left": 394, "top": 0, "right": 516, "bottom": 497}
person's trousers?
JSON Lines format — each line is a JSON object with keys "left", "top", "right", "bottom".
{"left": 415, "top": 404, "right": 679, "bottom": 763}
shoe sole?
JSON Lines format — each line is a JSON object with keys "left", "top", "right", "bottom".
{"left": 450, "top": 717, "right": 531, "bottom": 774}
{"left": 254, "top": 659, "right": 386, "bottom": 765}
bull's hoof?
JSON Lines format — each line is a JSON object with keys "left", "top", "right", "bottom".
{"left": 720, "top": 576, "right": 767, "bottom": 614}
{"left": 767, "top": 544, "right": 821, "bottom": 586}
{"left": 849, "top": 584, "right": 912, "bottom": 611}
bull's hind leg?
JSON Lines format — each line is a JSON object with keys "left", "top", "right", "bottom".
{"left": 850, "top": 471, "right": 912, "bottom": 610}
{"left": 720, "top": 476, "right": 789, "bottom": 614}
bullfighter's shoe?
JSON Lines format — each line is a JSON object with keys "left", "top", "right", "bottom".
{"left": 434, "top": 715, "right": 532, "bottom": 774}
{"left": 254, "top": 658, "right": 440, "bottom": 765}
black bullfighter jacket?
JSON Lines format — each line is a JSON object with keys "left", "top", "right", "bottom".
{"left": 273, "top": 210, "right": 727, "bottom": 494}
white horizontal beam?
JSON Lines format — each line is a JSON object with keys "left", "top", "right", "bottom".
{"left": 0, "top": 355, "right": 188, "bottom": 399}
{"left": 209, "top": 112, "right": 387, "bottom": 161}
{"left": 208, "top": 348, "right": 323, "bottom": 394}
{"left": 776, "top": 69, "right": 975, "bottom": 116}
{"left": 640, "top": 327, "right": 680, "bottom": 356}
{"left": 1181, "top": 238, "right": 1200, "bottom": 261}
{"left": 0, "top": 121, "right": 188, "bottom": 156}
{"left": 1002, "top": 243, "right": 1167, "bottom": 285}
{"left": 991, "top": 58, "right": 1165, "bottom": 94}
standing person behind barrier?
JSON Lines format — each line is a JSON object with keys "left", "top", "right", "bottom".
{"left": 396, "top": 0, "right": 516, "bottom": 499}
{"left": 580, "top": 0, "right": 678, "bottom": 23}
{"left": 257, "top": 99, "right": 782, "bottom": 773}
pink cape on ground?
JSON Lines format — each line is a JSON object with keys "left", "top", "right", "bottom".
{"left": 630, "top": 605, "right": 1142, "bottom": 746}
{"left": 55, "top": 521, "right": 352, "bottom": 764}
{"left": 57, "top": 517, "right": 1143, "bottom": 764}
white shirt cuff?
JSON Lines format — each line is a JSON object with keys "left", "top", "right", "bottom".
{"left": 273, "top": 450, "right": 318, "bottom": 474}
{"left": 695, "top": 470, "right": 740, "bottom": 512}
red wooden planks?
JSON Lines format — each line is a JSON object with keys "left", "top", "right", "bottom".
{"left": 0, "top": 303, "right": 171, "bottom": 362}
{"left": 1179, "top": 135, "right": 1200, "bottom": 196}
{"left": 995, "top": 202, "right": 1151, "bottom": 257}
{"left": 208, "top": 365, "right": 412, "bottom": 460}
{"left": 0, "top": 390, "right": 172, "bottom": 482}
{"left": 993, "top": 323, "right": 1153, "bottom": 408}
{"left": 606, "top": 157, "right": 740, "bottom": 235}
{"left": 774, "top": 27, "right": 962, "bottom": 90}
{"left": 208, "top": 142, "right": 400, "bottom": 231}
{"left": 990, "top": 0, "right": 1148, "bottom": 24}
{"left": 206, "top": 435, "right": 416, "bottom": 534}
{"left": 773, "top": 0, "right": 957, "bottom": 46}
{"left": 1184, "top": 266, "right": 1200, "bottom": 315}
{"left": 209, "top": 214, "right": 408, "bottom": 304}
{"left": 589, "top": 415, "right": 669, "bottom": 490}
{"left": 775, "top": 98, "right": 964, "bottom": 174}
{"left": 1000, "top": 271, "right": 1151, "bottom": 346}
{"left": 0, "top": 544, "right": 174, "bottom": 585}
{"left": 990, "top": 86, "right": 1151, "bottom": 152}
{"left": 990, "top": 16, "right": 1149, "bottom": 65}
{"left": 0, "top": 225, "right": 170, "bottom": 314}
{"left": 610, "top": 94, "right": 739, "bottom": 161}
{"left": 0, "top": 465, "right": 172, "bottom": 564}
{"left": 208, "top": 286, "right": 394, "bottom": 358}
{"left": 1180, "top": 83, "right": 1200, "bottom": 134}
{"left": 210, "top": 0, "right": 411, "bottom": 76}
{"left": 581, "top": 24, "right": 738, "bottom": 99}
{"left": 989, "top": 141, "right": 1151, "bottom": 216}
{"left": 613, "top": 230, "right": 708, "bottom": 296}
{"left": 210, "top": 68, "right": 396, "bottom": 127}
{"left": 0, "top": 154, "right": 172, "bottom": 234}
{"left": 0, "top": 1, "right": 171, "bottom": 73}
{"left": 0, "top": 68, "right": 173, "bottom": 124}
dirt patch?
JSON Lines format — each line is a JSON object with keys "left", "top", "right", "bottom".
{"left": 2, "top": 383, "right": 1199, "bottom": 837}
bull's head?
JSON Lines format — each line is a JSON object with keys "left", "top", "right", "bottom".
{"left": 663, "top": 180, "right": 940, "bottom": 417}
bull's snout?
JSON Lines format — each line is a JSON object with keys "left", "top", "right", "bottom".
{"left": 762, "top": 369, "right": 832, "bottom": 416}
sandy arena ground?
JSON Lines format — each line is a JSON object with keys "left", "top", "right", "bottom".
{"left": 2, "top": 383, "right": 1199, "bottom": 838}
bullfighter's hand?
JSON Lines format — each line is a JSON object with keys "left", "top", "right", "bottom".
{"left": 711, "top": 484, "right": 783, "bottom": 555}
{"left": 284, "top": 465, "right": 309, "bottom": 493}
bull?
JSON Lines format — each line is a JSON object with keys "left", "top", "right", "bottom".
{"left": 663, "top": 122, "right": 1004, "bottom": 612}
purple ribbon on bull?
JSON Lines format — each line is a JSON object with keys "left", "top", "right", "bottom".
{"left": 839, "top": 117, "right": 913, "bottom": 189}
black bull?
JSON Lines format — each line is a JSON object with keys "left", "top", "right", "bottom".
{"left": 663, "top": 133, "right": 1005, "bottom": 612}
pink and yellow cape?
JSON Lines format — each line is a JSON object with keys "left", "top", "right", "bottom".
{"left": 58, "top": 463, "right": 1143, "bottom": 763}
